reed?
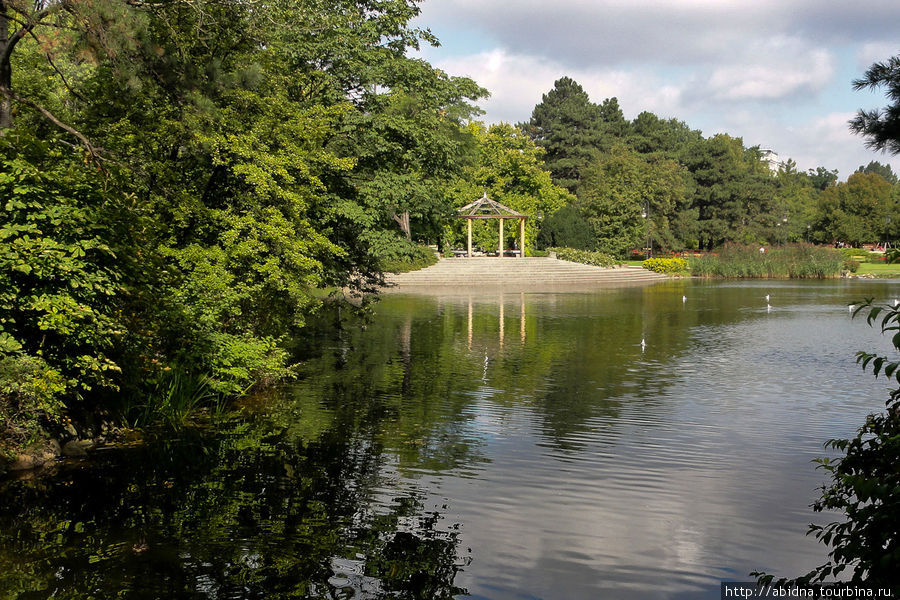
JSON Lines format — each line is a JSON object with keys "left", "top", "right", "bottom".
{"left": 689, "top": 244, "right": 843, "bottom": 278}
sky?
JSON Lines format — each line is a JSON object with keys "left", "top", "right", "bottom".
{"left": 411, "top": 0, "right": 900, "bottom": 181}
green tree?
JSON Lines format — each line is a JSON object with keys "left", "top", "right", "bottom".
{"left": 806, "top": 166, "right": 840, "bottom": 191}
{"left": 0, "top": 134, "right": 123, "bottom": 456}
{"left": 578, "top": 145, "right": 687, "bottom": 256}
{"left": 446, "top": 123, "right": 572, "bottom": 254}
{"left": 536, "top": 205, "right": 595, "bottom": 250}
{"left": 521, "top": 76, "right": 605, "bottom": 191}
{"left": 856, "top": 160, "right": 898, "bottom": 184}
{"left": 775, "top": 159, "right": 820, "bottom": 243}
{"left": 680, "top": 135, "right": 778, "bottom": 249}
{"left": 1, "top": 0, "right": 493, "bottom": 450}
{"left": 815, "top": 172, "right": 893, "bottom": 246}
{"left": 628, "top": 111, "right": 703, "bottom": 157}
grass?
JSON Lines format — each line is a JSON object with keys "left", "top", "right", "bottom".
{"left": 856, "top": 262, "right": 900, "bottom": 277}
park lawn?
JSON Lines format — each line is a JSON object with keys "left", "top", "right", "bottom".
{"left": 624, "top": 260, "right": 645, "bottom": 267}
{"left": 857, "top": 262, "right": 900, "bottom": 277}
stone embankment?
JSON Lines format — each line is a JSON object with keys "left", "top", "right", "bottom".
{"left": 382, "top": 257, "right": 667, "bottom": 293}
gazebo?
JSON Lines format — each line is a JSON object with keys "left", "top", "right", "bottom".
{"left": 457, "top": 193, "right": 527, "bottom": 258}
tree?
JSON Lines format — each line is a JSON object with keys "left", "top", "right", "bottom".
{"left": 815, "top": 172, "right": 893, "bottom": 246}
{"left": 850, "top": 55, "right": 900, "bottom": 154}
{"left": 578, "top": 144, "right": 687, "bottom": 256}
{"left": 775, "top": 159, "right": 820, "bottom": 243}
{"left": 856, "top": 160, "right": 898, "bottom": 184}
{"left": 806, "top": 166, "right": 840, "bottom": 191}
{"left": 680, "top": 135, "right": 779, "bottom": 250}
{"left": 535, "top": 205, "right": 594, "bottom": 250}
{"left": 446, "top": 123, "right": 572, "bottom": 253}
{"left": 597, "top": 96, "right": 630, "bottom": 139}
{"left": 333, "top": 61, "right": 486, "bottom": 254}
{"left": 521, "top": 76, "right": 605, "bottom": 191}
{"left": 628, "top": 111, "right": 702, "bottom": 157}
{"left": 1, "top": 0, "right": 493, "bottom": 452}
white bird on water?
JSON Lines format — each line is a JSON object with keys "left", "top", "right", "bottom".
{"left": 849, "top": 304, "right": 856, "bottom": 313}
{"left": 765, "top": 294, "right": 770, "bottom": 302}
{"left": 682, "top": 295, "right": 687, "bottom": 303}
{"left": 640, "top": 337, "right": 646, "bottom": 352}
{"left": 893, "top": 299, "right": 899, "bottom": 307}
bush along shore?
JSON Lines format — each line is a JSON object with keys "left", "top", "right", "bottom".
{"left": 686, "top": 244, "right": 844, "bottom": 278}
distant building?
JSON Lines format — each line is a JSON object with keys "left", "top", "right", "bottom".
{"left": 760, "top": 149, "right": 782, "bottom": 172}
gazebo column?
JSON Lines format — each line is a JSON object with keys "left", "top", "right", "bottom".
{"left": 498, "top": 218, "right": 504, "bottom": 258}
{"left": 519, "top": 218, "right": 526, "bottom": 258}
{"left": 466, "top": 218, "right": 473, "bottom": 258}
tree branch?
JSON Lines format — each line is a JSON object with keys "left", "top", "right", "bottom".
{"left": 0, "top": 86, "right": 104, "bottom": 169}
{"left": 26, "top": 28, "right": 88, "bottom": 102}
{"left": 2, "top": 1, "right": 64, "bottom": 66}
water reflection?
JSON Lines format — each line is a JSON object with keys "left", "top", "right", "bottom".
{"left": 3, "top": 280, "right": 900, "bottom": 599}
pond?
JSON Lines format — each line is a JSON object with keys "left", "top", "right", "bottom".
{"left": 2, "top": 279, "right": 900, "bottom": 599}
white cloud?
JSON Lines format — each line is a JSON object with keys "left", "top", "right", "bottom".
{"left": 413, "top": 1, "right": 900, "bottom": 180}
{"left": 417, "top": 1, "right": 900, "bottom": 69}
{"left": 700, "top": 40, "right": 834, "bottom": 102}
{"left": 717, "top": 111, "right": 900, "bottom": 177}
{"left": 430, "top": 49, "right": 685, "bottom": 124}
{"left": 856, "top": 42, "right": 900, "bottom": 70}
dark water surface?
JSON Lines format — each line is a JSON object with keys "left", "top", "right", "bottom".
{"left": 3, "top": 279, "right": 900, "bottom": 599}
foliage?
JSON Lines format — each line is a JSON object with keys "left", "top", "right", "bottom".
{"left": 815, "top": 173, "right": 895, "bottom": 246}
{"left": 642, "top": 257, "right": 688, "bottom": 274}
{"left": 680, "top": 135, "right": 778, "bottom": 250}
{"left": 688, "top": 244, "right": 843, "bottom": 278}
{"left": 124, "top": 371, "right": 223, "bottom": 428}
{"left": 578, "top": 144, "right": 687, "bottom": 256}
{"left": 840, "top": 247, "right": 875, "bottom": 260}
{"left": 536, "top": 205, "right": 595, "bottom": 250}
{"left": 549, "top": 247, "right": 621, "bottom": 268}
{"left": 520, "top": 77, "right": 608, "bottom": 191}
{"left": 0, "top": 135, "right": 125, "bottom": 452}
{"left": 445, "top": 123, "right": 572, "bottom": 253}
{"left": 856, "top": 161, "right": 898, "bottom": 185}
{"left": 379, "top": 242, "right": 438, "bottom": 273}
{"left": 0, "top": 0, "right": 500, "bottom": 450}
{"left": 756, "top": 300, "right": 900, "bottom": 592}
{"left": 886, "top": 248, "right": 900, "bottom": 264}
{"left": 843, "top": 259, "right": 861, "bottom": 273}
{"left": 850, "top": 55, "right": 900, "bottom": 155}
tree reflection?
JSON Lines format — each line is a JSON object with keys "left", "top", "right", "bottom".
{"left": 0, "top": 413, "right": 468, "bottom": 599}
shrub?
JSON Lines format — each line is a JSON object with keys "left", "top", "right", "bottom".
{"left": 378, "top": 241, "right": 438, "bottom": 273}
{"left": 840, "top": 247, "right": 871, "bottom": 260}
{"left": 843, "top": 259, "right": 861, "bottom": 273}
{"left": 549, "top": 247, "right": 621, "bottom": 268}
{"left": 642, "top": 257, "right": 688, "bottom": 274}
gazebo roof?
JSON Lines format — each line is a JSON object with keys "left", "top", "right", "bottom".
{"left": 457, "top": 193, "right": 526, "bottom": 219}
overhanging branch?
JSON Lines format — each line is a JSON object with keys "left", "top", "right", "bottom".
{"left": 1, "top": 86, "right": 104, "bottom": 168}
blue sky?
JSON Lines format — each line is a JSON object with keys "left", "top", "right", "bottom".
{"left": 411, "top": 0, "right": 900, "bottom": 181}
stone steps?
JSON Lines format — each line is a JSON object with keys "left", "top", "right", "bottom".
{"left": 382, "top": 258, "right": 667, "bottom": 291}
